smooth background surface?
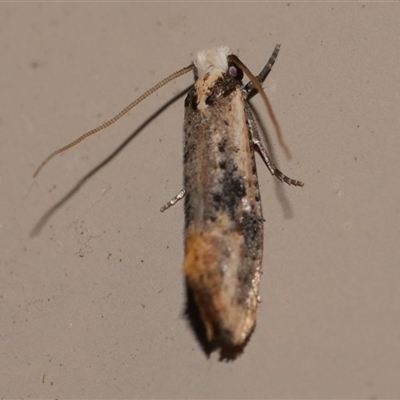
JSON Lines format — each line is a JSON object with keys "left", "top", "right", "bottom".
{"left": 1, "top": 3, "right": 399, "bottom": 398}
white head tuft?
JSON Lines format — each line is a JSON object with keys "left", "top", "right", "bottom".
{"left": 194, "top": 46, "right": 231, "bottom": 78}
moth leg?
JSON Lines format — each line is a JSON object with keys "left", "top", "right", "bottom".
{"left": 160, "top": 188, "right": 186, "bottom": 212}
{"left": 253, "top": 137, "right": 304, "bottom": 187}
{"left": 244, "top": 44, "right": 281, "bottom": 97}
{"left": 245, "top": 104, "right": 304, "bottom": 187}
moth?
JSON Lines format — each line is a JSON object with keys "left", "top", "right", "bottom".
{"left": 34, "top": 45, "right": 303, "bottom": 351}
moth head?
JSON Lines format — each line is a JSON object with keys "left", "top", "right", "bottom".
{"left": 194, "top": 47, "right": 231, "bottom": 78}
{"left": 194, "top": 47, "right": 245, "bottom": 82}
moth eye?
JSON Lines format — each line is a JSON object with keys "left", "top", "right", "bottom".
{"left": 228, "top": 63, "right": 243, "bottom": 81}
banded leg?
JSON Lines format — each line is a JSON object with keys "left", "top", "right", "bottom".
{"left": 244, "top": 44, "right": 281, "bottom": 96}
{"left": 245, "top": 103, "right": 304, "bottom": 187}
{"left": 160, "top": 188, "right": 186, "bottom": 212}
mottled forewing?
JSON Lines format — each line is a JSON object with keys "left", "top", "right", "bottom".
{"left": 182, "top": 72, "right": 264, "bottom": 346}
